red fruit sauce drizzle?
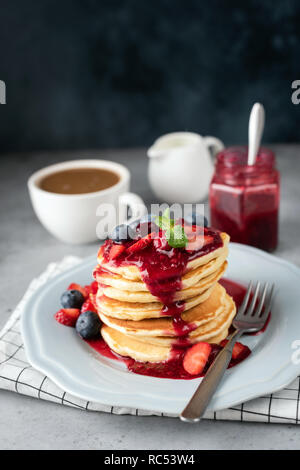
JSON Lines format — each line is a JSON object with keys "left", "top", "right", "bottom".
{"left": 121, "top": 278, "right": 255, "bottom": 379}
{"left": 85, "top": 276, "right": 270, "bottom": 380}
{"left": 219, "top": 278, "right": 271, "bottom": 336}
{"left": 97, "top": 225, "right": 223, "bottom": 339}
{"left": 60, "top": 226, "right": 270, "bottom": 380}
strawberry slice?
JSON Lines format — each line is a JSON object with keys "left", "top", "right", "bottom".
{"left": 97, "top": 245, "right": 104, "bottom": 258}
{"left": 84, "top": 281, "right": 98, "bottom": 295}
{"left": 220, "top": 340, "right": 250, "bottom": 360}
{"left": 204, "top": 235, "right": 214, "bottom": 244}
{"left": 183, "top": 342, "right": 212, "bottom": 375}
{"left": 186, "top": 234, "right": 214, "bottom": 252}
{"left": 127, "top": 233, "right": 154, "bottom": 254}
{"left": 109, "top": 244, "right": 126, "bottom": 260}
{"left": 68, "top": 283, "right": 88, "bottom": 299}
{"left": 184, "top": 225, "right": 202, "bottom": 236}
{"left": 91, "top": 281, "right": 98, "bottom": 294}
{"left": 54, "top": 308, "right": 80, "bottom": 327}
{"left": 81, "top": 298, "right": 96, "bottom": 313}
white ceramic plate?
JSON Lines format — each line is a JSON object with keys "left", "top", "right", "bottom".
{"left": 21, "top": 243, "right": 300, "bottom": 415}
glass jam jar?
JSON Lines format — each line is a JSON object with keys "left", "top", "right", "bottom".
{"left": 209, "top": 146, "right": 280, "bottom": 252}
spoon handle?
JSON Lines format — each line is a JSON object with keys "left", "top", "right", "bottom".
{"left": 248, "top": 103, "right": 265, "bottom": 166}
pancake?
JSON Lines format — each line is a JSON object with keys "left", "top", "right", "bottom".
{"left": 97, "top": 228, "right": 235, "bottom": 368}
{"left": 101, "top": 324, "right": 230, "bottom": 363}
{"left": 99, "top": 283, "right": 227, "bottom": 335}
{"left": 98, "top": 232, "right": 229, "bottom": 282}
{"left": 96, "top": 283, "right": 215, "bottom": 321}
{"left": 98, "top": 261, "right": 227, "bottom": 303}
{"left": 124, "top": 294, "right": 236, "bottom": 347}
{"left": 95, "top": 249, "right": 228, "bottom": 293}
{"left": 101, "top": 325, "right": 171, "bottom": 363}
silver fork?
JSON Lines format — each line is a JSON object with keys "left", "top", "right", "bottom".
{"left": 180, "top": 281, "right": 275, "bottom": 423}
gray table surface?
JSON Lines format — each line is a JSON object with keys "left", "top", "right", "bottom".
{"left": 0, "top": 145, "right": 300, "bottom": 450}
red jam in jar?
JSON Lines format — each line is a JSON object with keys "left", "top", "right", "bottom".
{"left": 209, "top": 146, "right": 280, "bottom": 252}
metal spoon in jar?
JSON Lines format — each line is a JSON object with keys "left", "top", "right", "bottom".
{"left": 248, "top": 103, "right": 265, "bottom": 166}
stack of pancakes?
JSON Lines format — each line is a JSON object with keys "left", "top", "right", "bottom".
{"left": 95, "top": 232, "right": 236, "bottom": 363}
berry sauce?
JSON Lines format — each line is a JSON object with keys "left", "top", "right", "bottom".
{"left": 219, "top": 278, "right": 271, "bottom": 336}
{"left": 211, "top": 208, "right": 278, "bottom": 253}
{"left": 97, "top": 226, "right": 223, "bottom": 339}
{"left": 57, "top": 228, "right": 272, "bottom": 379}
{"left": 59, "top": 278, "right": 259, "bottom": 380}
{"left": 100, "top": 227, "right": 222, "bottom": 302}
{"left": 124, "top": 343, "right": 251, "bottom": 380}
{"left": 209, "top": 146, "right": 279, "bottom": 252}
{"left": 90, "top": 237, "right": 266, "bottom": 378}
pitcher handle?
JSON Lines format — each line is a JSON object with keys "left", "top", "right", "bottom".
{"left": 203, "top": 136, "right": 224, "bottom": 159}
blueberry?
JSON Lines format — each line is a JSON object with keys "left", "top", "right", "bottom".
{"left": 185, "top": 212, "right": 208, "bottom": 227}
{"left": 61, "top": 290, "right": 85, "bottom": 309}
{"left": 76, "top": 311, "right": 101, "bottom": 339}
{"left": 111, "top": 224, "right": 135, "bottom": 243}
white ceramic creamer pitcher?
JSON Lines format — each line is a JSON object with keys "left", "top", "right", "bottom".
{"left": 147, "top": 132, "right": 224, "bottom": 203}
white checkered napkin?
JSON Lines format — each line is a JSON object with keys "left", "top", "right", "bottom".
{"left": 1, "top": 256, "right": 300, "bottom": 422}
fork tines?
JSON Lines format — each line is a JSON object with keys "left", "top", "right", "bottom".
{"left": 239, "top": 281, "right": 275, "bottom": 320}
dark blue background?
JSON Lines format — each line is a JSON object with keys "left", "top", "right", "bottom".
{"left": 0, "top": 0, "right": 300, "bottom": 153}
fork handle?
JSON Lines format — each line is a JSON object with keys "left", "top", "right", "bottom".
{"left": 180, "top": 329, "right": 243, "bottom": 422}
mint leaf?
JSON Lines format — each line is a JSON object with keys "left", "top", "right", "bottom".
{"left": 162, "top": 207, "right": 170, "bottom": 219}
{"left": 155, "top": 208, "right": 188, "bottom": 248}
{"left": 168, "top": 224, "right": 188, "bottom": 248}
{"left": 155, "top": 208, "right": 174, "bottom": 232}
{"left": 155, "top": 216, "right": 173, "bottom": 232}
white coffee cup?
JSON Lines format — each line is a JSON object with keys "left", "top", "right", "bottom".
{"left": 28, "top": 159, "right": 146, "bottom": 244}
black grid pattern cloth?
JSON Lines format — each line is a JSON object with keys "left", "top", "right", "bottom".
{"left": 1, "top": 256, "right": 300, "bottom": 423}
